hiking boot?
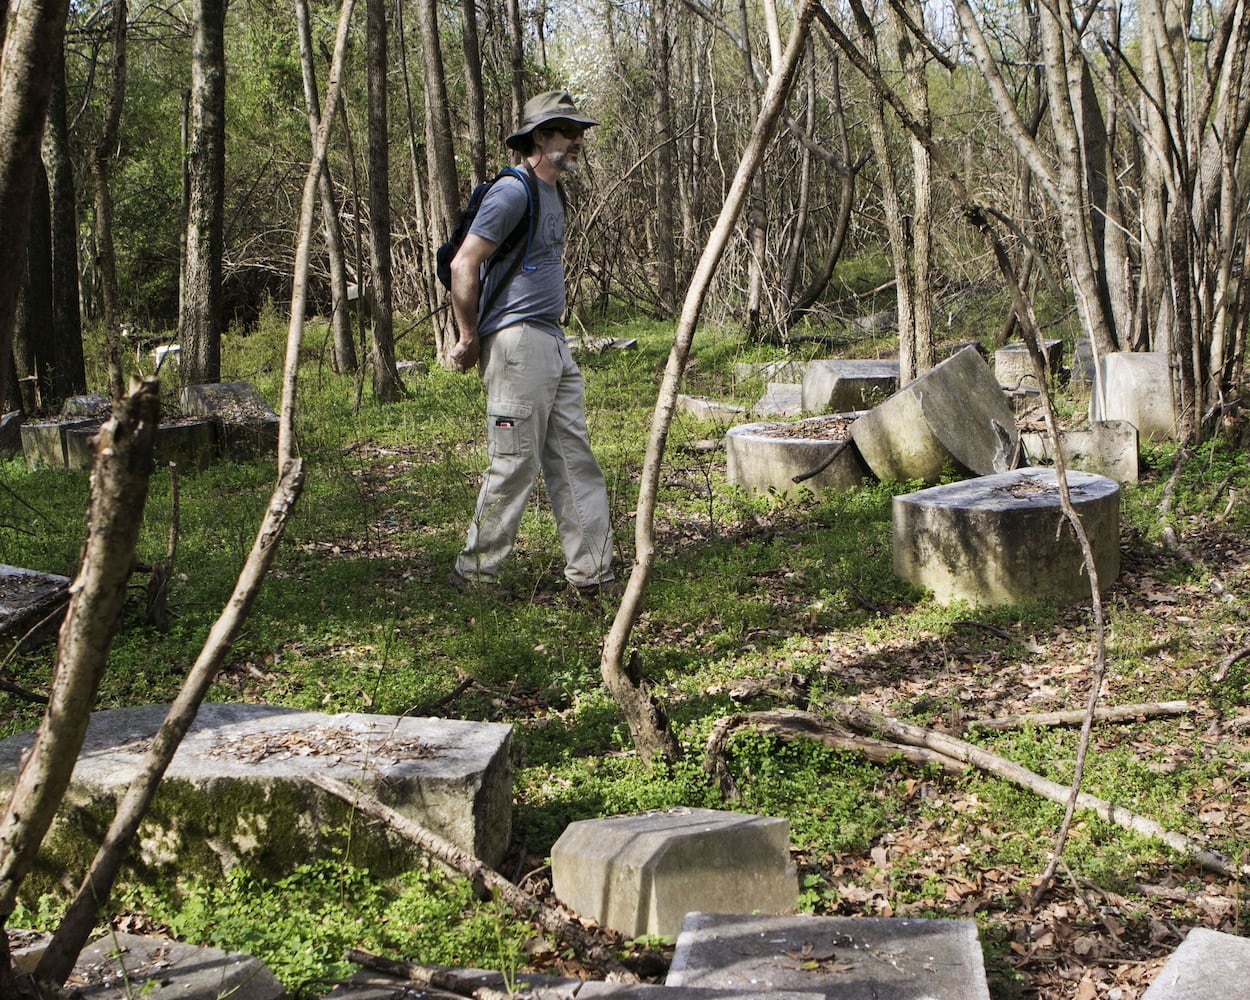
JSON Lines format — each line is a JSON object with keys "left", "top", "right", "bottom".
{"left": 565, "top": 577, "right": 624, "bottom": 607}
{"left": 447, "top": 568, "right": 514, "bottom": 601}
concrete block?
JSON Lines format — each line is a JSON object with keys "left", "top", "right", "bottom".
{"left": 752, "top": 382, "right": 804, "bottom": 418}
{"left": 11, "top": 932, "right": 283, "bottom": 1000}
{"left": 0, "top": 704, "right": 513, "bottom": 899}
{"left": 850, "top": 346, "right": 1018, "bottom": 484}
{"left": 1, "top": 410, "right": 23, "bottom": 459}
{"left": 60, "top": 393, "right": 111, "bottom": 419}
{"left": 994, "top": 339, "right": 1063, "bottom": 390}
{"left": 64, "top": 419, "right": 218, "bottom": 472}
{"left": 726, "top": 416, "right": 871, "bottom": 498}
{"left": 0, "top": 564, "right": 70, "bottom": 652}
{"left": 1021, "top": 420, "right": 1139, "bottom": 483}
{"left": 180, "top": 381, "right": 279, "bottom": 459}
{"left": 1143, "top": 927, "right": 1250, "bottom": 999}
{"left": 893, "top": 468, "right": 1120, "bottom": 607}
{"left": 667, "top": 912, "right": 991, "bottom": 999}
{"left": 802, "top": 360, "right": 899, "bottom": 414}
{"left": 1089, "top": 351, "right": 1179, "bottom": 442}
{"left": 20, "top": 418, "right": 99, "bottom": 469}
{"left": 677, "top": 394, "right": 747, "bottom": 424}
{"left": 551, "top": 808, "right": 798, "bottom": 938}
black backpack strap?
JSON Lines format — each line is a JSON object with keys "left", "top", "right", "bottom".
{"left": 479, "top": 164, "right": 544, "bottom": 318}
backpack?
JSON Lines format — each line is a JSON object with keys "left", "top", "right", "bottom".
{"left": 435, "top": 165, "right": 540, "bottom": 295}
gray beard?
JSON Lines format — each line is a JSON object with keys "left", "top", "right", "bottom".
{"left": 549, "top": 150, "right": 581, "bottom": 174}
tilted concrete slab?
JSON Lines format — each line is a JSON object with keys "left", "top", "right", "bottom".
{"left": 676, "top": 394, "right": 747, "bottom": 425}
{"left": 726, "top": 417, "right": 872, "bottom": 498}
{"left": 850, "top": 346, "right": 1018, "bottom": 485}
{"left": 0, "top": 564, "right": 70, "bottom": 652}
{"left": 1021, "top": 420, "right": 1139, "bottom": 483}
{"left": 801, "top": 360, "right": 899, "bottom": 414}
{"left": 994, "top": 339, "right": 1063, "bottom": 390}
{"left": 180, "top": 381, "right": 279, "bottom": 459}
{"left": 893, "top": 468, "right": 1120, "bottom": 607}
{"left": 0, "top": 703, "right": 512, "bottom": 900}
{"left": 752, "top": 383, "right": 804, "bottom": 419}
{"left": 667, "top": 912, "right": 991, "bottom": 999}
{"left": 1142, "top": 927, "right": 1250, "bottom": 999}
{"left": 552, "top": 808, "right": 798, "bottom": 938}
{"left": 1089, "top": 351, "right": 1179, "bottom": 442}
{"left": 11, "top": 932, "right": 283, "bottom": 1000}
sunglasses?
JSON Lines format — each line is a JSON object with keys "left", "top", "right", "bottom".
{"left": 542, "top": 123, "right": 586, "bottom": 140}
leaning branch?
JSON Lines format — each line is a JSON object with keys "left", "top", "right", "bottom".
{"left": 310, "top": 773, "right": 640, "bottom": 984}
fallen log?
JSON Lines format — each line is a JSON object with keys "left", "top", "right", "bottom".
{"left": 965, "top": 701, "right": 1191, "bottom": 731}
{"left": 309, "top": 773, "right": 639, "bottom": 985}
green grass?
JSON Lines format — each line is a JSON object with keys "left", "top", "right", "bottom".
{"left": 5, "top": 304, "right": 1250, "bottom": 993}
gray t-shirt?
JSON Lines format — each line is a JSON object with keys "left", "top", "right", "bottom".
{"left": 468, "top": 171, "right": 566, "bottom": 340}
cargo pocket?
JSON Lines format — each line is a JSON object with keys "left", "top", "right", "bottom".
{"left": 486, "top": 400, "right": 532, "bottom": 457}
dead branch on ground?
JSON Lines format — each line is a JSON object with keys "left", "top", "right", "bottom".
{"left": 703, "top": 704, "right": 1246, "bottom": 880}
{"left": 310, "top": 773, "right": 640, "bottom": 985}
{"left": 965, "top": 701, "right": 1192, "bottom": 731}
{"left": 344, "top": 950, "right": 529, "bottom": 1000}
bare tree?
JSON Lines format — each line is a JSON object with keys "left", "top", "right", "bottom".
{"left": 367, "top": 0, "right": 401, "bottom": 399}
{"left": 181, "top": 0, "right": 226, "bottom": 385}
{"left": 0, "top": 0, "right": 70, "bottom": 415}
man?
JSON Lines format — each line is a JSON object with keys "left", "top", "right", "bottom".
{"left": 448, "top": 91, "right": 618, "bottom": 600}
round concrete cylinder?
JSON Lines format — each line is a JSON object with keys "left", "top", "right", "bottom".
{"left": 725, "top": 416, "right": 872, "bottom": 498}
{"left": 893, "top": 468, "right": 1120, "bottom": 606}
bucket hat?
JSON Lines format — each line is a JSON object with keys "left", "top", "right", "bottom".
{"left": 505, "top": 91, "right": 599, "bottom": 150}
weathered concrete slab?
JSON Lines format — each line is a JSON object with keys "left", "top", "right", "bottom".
{"left": 180, "top": 381, "right": 279, "bottom": 459}
{"left": 677, "top": 394, "right": 747, "bottom": 424}
{"left": 801, "top": 360, "right": 898, "bottom": 414}
{"left": 734, "top": 360, "right": 809, "bottom": 386}
{"left": 570, "top": 336, "right": 639, "bottom": 353}
{"left": 850, "top": 346, "right": 1018, "bottom": 484}
{"left": 1, "top": 410, "right": 22, "bottom": 459}
{"left": 552, "top": 808, "right": 798, "bottom": 938}
{"left": 0, "top": 704, "right": 512, "bottom": 900}
{"left": 893, "top": 468, "right": 1120, "bottom": 607}
{"left": 1070, "top": 336, "right": 1096, "bottom": 390}
{"left": 667, "top": 912, "right": 990, "bottom": 999}
{"left": 994, "top": 339, "right": 1063, "bottom": 390}
{"left": 1021, "top": 420, "right": 1138, "bottom": 483}
{"left": 0, "top": 564, "right": 70, "bottom": 651}
{"left": 20, "top": 418, "right": 98, "bottom": 469}
{"left": 1142, "top": 927, "right": 1250, "bottom": 999}
{"left": 753, "top": 383, "right": 804, "bottom": 419}
{"left": 1089, "top": 351, "right": 1179, "bottom": 442}
{"left": 726, "top": 417, "right": 871, "bottom": 498}
{"left": 11, "top": 932, "right": 283, "bottom": 1000}
{"left": 64, "top": 419, "right": 218, "bottom": 472}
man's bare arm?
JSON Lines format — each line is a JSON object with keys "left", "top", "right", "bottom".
{"left": 448, "top": 233, "right": 498, "bottom": 371}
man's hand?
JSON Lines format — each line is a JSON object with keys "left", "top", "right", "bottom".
{"left": 450, "top": 335, "right": 480, "bottom": 372}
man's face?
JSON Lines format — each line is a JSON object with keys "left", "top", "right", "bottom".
{"left": 536, "top": 122, "right": 587, "bottom": 173}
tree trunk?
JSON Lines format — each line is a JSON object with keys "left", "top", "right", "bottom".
{"left": 42, "top": 47, "right": 86, "bottom": 405}
{"left": 367, "top": 0, "right": 401, "bottom": 400}
{"left": 0, "top": 0, "right": 70, "bottom": 415}
{"left": 651, "top": 0, "right": 678, "bottom": 318}
{"left": 417, "top": 0, "right": 461, "bottom": 363}
{"left": 181, "top": 0, "right": 226, "bottom": 385}
{"left": 395, "top": 0, "right": 438, "bottom": 319}
{"left": 602, "top": 0, "right": 819, "bottom": 767}
{"left": 14, "top": 161, "right": 51, "bottom": 412}
{"left": 504, "top": 0, "right": 525, "bottom": 125}
{"left": 295, "top": 0, "right": 355, "bottom": 374}
{"left": 461, "top": 0, "right": 487, "bottom": 188}
{"left": 91, "top": 0, "right": 128, "bottom": 400}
